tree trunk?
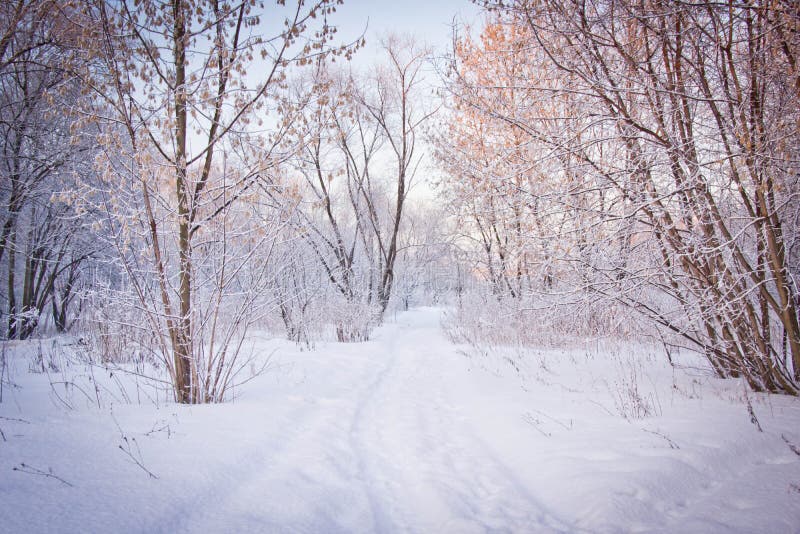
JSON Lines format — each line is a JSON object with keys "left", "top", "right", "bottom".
{"left": 172, "top": 0, "right": 195, "bottom": 404}
{"left": 6, "top": 229, "right": 16, "bottom": 339}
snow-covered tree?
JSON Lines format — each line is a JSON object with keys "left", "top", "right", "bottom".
{"left": 445, "top": 0, "right": 800, "bottom": 393}
{"left": 69, "top": 0, "right": 356, "bottom": 403}
{"left": 276, "top": 36, "right": 433, "bottom": 341}
{"left": 0, "top": 2, "right": 98, "bottom": 339}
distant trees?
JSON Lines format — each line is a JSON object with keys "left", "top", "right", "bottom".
{"left": 441, "top": 1, "right": 800, "bottom": 393}
{"left": 0, "top": 1, "right": 96, "bottom": 340}
{"left": 435, "top": 21, "right": 554, "bottom": 299}
{"left": 276, "top": 36, "right": 433, "bottom": 341}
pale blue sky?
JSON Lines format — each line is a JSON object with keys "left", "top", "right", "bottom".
{"left": 317, "top": 1, "right": 485, "bottom": 195}
{"left": 330, "top": 0, "right": 483, "bottom": 62}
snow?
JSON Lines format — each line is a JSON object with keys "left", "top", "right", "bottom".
{"left": 2, "top": 308, "right": 799, "bottom": 533}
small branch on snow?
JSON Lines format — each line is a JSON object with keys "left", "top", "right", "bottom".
{"left": 145, "top": 419, "right": 172, "bottom": 439}
{"left": 782, "top": 435, "right": 800, "bottom": 457}
{"left": 586, "top": 399, "right": 615, "bottom": 417}
{"left": 0, "top": 416, "right": 31, "bottom": 424}
{"left": 642, "top": 428, "right": 679, "bottom": 449}
{"left": 528, "top": 408, "right": 573, "bottom": 431}
{"left": 522, "top": 412, "right": 552, "bottom": 437}
{"left": 117, "top": 437, "right": 159, "bottom": 479}
{"left": 0, "top": 416, "right": 30, "bottom": 441}
{"left": 745, "top": 395, "right": 763, "bottom": 433}
{"left": 12, "top": 463, "right": 74, "bottom": 487}
{"left": 111, "top": 410, "right": 159, "bottom": 479}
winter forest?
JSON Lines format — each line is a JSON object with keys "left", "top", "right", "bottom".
{"left": 2, "top": 0, "right": 800, "bottom": 531}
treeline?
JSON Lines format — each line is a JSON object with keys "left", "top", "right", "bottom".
{"left": 437, "top": 0, "right": 800, "bottom": 394}
{"left": 3, "top": 0, "right": 799, "bottom": 400}
{"left": 0, "top": 1, "right": 450, "bottom": 403}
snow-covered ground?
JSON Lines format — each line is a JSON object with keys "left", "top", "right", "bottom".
{"left": 1, "top": 308, "right": 799, "bottom": 533}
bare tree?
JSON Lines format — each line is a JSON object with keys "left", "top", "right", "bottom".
{"left": 357, "top": 36, "right": 434, "bottom": 315}
{"left": 449, "top": 1, "right": 800, "bottom": 393}
{"left": 68, "top": 0, "right": 356, "bottom": 403}
{"left": 0, "top": 3, "right": 96, "bottom": 339}
{"left": 277, "top": 36, "right": 433, "bottom": 341}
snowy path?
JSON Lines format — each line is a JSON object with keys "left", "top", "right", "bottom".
{"left": 2, "top": 307, "right": 800, "bottom": 533}
{"left": 330, "top": 310, "right": 569, "bottom": 532}
{"left": 178, "top": 308, "right": 573, "bottom": 532}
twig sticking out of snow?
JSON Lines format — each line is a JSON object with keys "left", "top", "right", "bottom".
{"left": 12, "top": 463, "right": 74, "bottom": 487}
{"left": 642, "top": 428, "right": 679, "bottom": 449}
{"left": 145, "top": 419, "right": 172, "bottom": 439}
{"left": 522, "top": 412, "right": 552, "bottom": 437}
{"left": 0, "top": 416, "right": 30, "bottom": 442}
{"left": 117, "top": 437, "right": 159, "bottom": 479}
{"left": 528, "top": 408, "right": 573, "bottom": 431}
{"left": 781, "top": 435, "right": 800, "bottom": 457}
{"left": 586, "top": 399, "right": 615, "bottom": 417}
{"left": 111, "top": 411, "right": 159, "bottom": 479}
{"left": 745, "top": 394, "right": 763, "bottom": 432}
{"left": 0, "top": 341, "right": 7, "bottom": 402}
{"left": 0, "top": 415, "right": 30, "bottom": 424}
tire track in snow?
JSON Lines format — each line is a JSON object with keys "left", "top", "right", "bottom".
{"left": 169, "top": 347, "right": 390, "bottom": 533}
{"left": 350, "top": 309, "right": 575, "bottom": 533}
{"left": 347, "top": 325, "right": 400, "bottom": 533}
